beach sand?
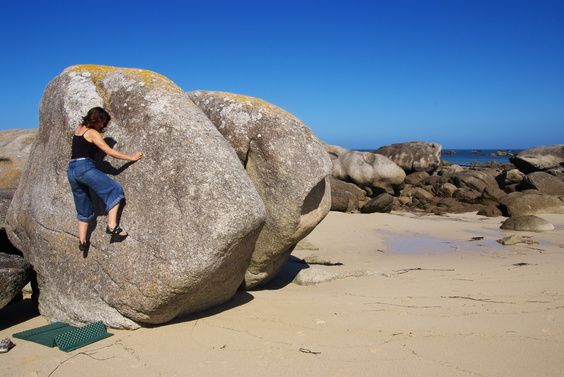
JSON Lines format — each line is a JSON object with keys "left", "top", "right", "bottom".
{"left": 1, "top": 211, "right": 563, "bottom": 376}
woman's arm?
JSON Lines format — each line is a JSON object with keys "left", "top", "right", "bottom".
{"left": 86, "top": 129, "right": 144, "bottom": 161}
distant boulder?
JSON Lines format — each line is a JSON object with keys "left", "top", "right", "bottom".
{"left": 510, "top": 145, "right": 564, "bottom": 174}
{"left": 326, "top": 144, "right": 406, "bottom": 195}
{"left": 499, "top": 191, "right": 564, "bottom": 216}
{"left": 0, "top": 129, "right": 37, "bottom": 189}
{"left": 500, "top": 215, "right": 554, "bottom": 232}
{"left": 188, "top": 90, "right": 332, "bottom": 289}
{"left": 373, "top": 141, "right": 442, "bottom": 173}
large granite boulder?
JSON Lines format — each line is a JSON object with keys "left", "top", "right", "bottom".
{"left": 449, "top": 170, "right": 506, "bottom": 205}
{"left": 187, "top": 91, "right": 331, "bottom": 289}
{"left": 326, "top": 144, "right": 406, "bottom": 195}
{"left": 0, "top": 129, "right": 37, "bottom": 190}
{"left": 520, "top": 171, "right": 564, "bottom": 196}
{"left": 499, "top": 191, "right": 564, "bottom": 216}
{"left": 510, "top": 145, "right": 564, "bottom": 174}
{"left": 0, "top": 252, "right": 33, "bottom": 309}
{"left": 6, "top": 65, "right": 267, "bottom": 328}
{"left": 373, "top": 141, "right": 442, "bottom": 173}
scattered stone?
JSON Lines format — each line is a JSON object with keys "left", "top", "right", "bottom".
{"left": 301, "top": 254, "right": 343, "bottom": 266}
{"left": 500, "top": 215, "right": 554, "bottom": 232}
{"left": 361, "top": 193, "right": 393, "bottom": 213}
{"left": 292, "top": 267, "right": 384, "bottom": 286}
{"left": 405, "top": 171, "right": 430, "bottom": 185}
{"left": 477, "top": 205, "right": 503, "bottom": 217}
{"left": 329, "top": 177, "right": 368, "bottom": 213}
{"left": 294, "top": 239, "right": 319, "bottom": 251}
{"left": 496, "top": 169, "right": 525, "bottom": 189}
{"left": 496, "top": 235, "right": 538, "bottom": 246}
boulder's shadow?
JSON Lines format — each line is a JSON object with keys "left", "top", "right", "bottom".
{"left": 260, "top": 256, "right": 310, "bottom": 290}
{"left": 0, "top": 298, "right": 39, "bottom": 331}
{"left": 149, "top": 291, "right": 255, "bottom": 327}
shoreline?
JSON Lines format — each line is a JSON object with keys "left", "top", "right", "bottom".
{"left": 2, "top": 211, "right": 563, "bottom": 376}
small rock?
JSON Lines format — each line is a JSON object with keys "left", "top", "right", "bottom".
{"left": 500, "top": 215, "right": 554, "bottom": 232}
{"left": 496, "top": 235, "right": 538, "bottom": 246}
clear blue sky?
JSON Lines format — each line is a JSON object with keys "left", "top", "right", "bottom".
{"left": 1, "top": 0, "right": 562, "bottom": 149}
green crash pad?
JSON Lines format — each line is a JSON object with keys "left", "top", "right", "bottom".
{"left": 13, "top": 321, "right": 113, "bottom": 352}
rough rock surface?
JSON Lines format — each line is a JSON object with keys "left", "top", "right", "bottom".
{"left": 329, "top": 177, "right": 368, "bottom": 213}
{"left": 188, "top": 91, "right": 331, "bottom": 289}
{"left": 0, "top": 129, "right": 37, "bottom": 189}
{"left": 499, "top": 191, "right": 564, "bottom": 217}
{"left": 326, "top": 144, "right": 406, "bottom": 195}
{"left": 510, "top": 145, "right": 564, "bottom": 174}
{"left": 0, "top": 252, "right": 32, "bottom": 309}
{"left": 6, "top": 65, "right": 267, "bottom": 328}
{"left": 500, "top": 215, "right": 554, "bottom": 232}
{"left": 360, "top": 193, "right": 393, "bottom": 213}
{"left": 521, "top": 171, "right": 564, "bottom": 196}
{"left": 373, "top": 141, "right": 442, "bottom": 173}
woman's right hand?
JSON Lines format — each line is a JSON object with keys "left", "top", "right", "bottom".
{"left": 130, "top": 152, "right": 144, "bottom": 161}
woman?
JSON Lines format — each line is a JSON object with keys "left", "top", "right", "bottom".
{"left": 67, "top": 107, "right": 144, "bottom": 252}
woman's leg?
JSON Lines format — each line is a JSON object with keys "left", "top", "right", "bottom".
{"left": 107, "top": 202, "right": 120, "bottom": 230}
{"left": 78, "top": 220, "right": 89, "bottom": 244}
{"left": 107, "top": 202, "right": 128, "bottom": 237}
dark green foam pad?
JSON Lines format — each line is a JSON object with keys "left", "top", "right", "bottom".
{"left": 13, "top": 321, "right": 113, "bottom": 352}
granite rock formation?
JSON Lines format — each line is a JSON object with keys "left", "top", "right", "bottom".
{"left": 6, "top": 65, "right": 267, "bottom": 328}
{"left": 510, "top": 145, "right": 564, "bottom": 174}
{"left": 187, "top": 90, "right": 332, "bottom": 289}
{"left": 373, "top": 141, "right": 442, "bottom": 173}
{"left": 325, "top": 144, "right": 406, "bottom": 196}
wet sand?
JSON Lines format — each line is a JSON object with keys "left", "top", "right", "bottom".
{"left": 1, "top": 211, "right": 563, "bottom": 376}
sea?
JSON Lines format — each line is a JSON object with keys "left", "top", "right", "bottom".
{"left": 440, "top": 149, "right": 522, "bottom": 167}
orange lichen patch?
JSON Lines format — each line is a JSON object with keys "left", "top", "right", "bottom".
{"left": 211, "top": 91, "right": 284, "bottom": 114}
{"left": 66, "top": 64, "right": 183, "bottom": 93}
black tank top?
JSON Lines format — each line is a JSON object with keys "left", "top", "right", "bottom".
{"left": 71, "top": 129, "right": 100, "bottom": 159}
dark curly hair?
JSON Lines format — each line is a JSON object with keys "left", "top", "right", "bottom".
{"left": 81, "top": 107, "right": 111, "bottom": 132}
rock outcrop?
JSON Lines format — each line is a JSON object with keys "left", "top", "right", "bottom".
{"left": 0, "top": 129, "right": 37, "bottom": 190}
{"left": 499, "top": 191, "right": 564, "bottom": 217}
{"left": 325, "top": 144, "right": 406, "bottom": 195}
{"left": 510, "top": 145, "right": 564, "bottom": 174}
{"left": 373, "top": 141, "right": 442, "bottom": 173}
{"left": 520, "top": 171, "right": 564, "bottom": 196}
{"left": 6, "top": 65, "right": 267, "bottom": 328}
{"left": 0, "top": 252, "right": 33, "bottom": 309}
{"left": 187, "top": 91, "right": 332, "bottom": 289}
{"left": 328, "top": 177, "right": 368, "bottom": 213}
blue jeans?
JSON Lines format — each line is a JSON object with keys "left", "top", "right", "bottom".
{"left": 67, "top": 158, "right": 125, "bottom": 222}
